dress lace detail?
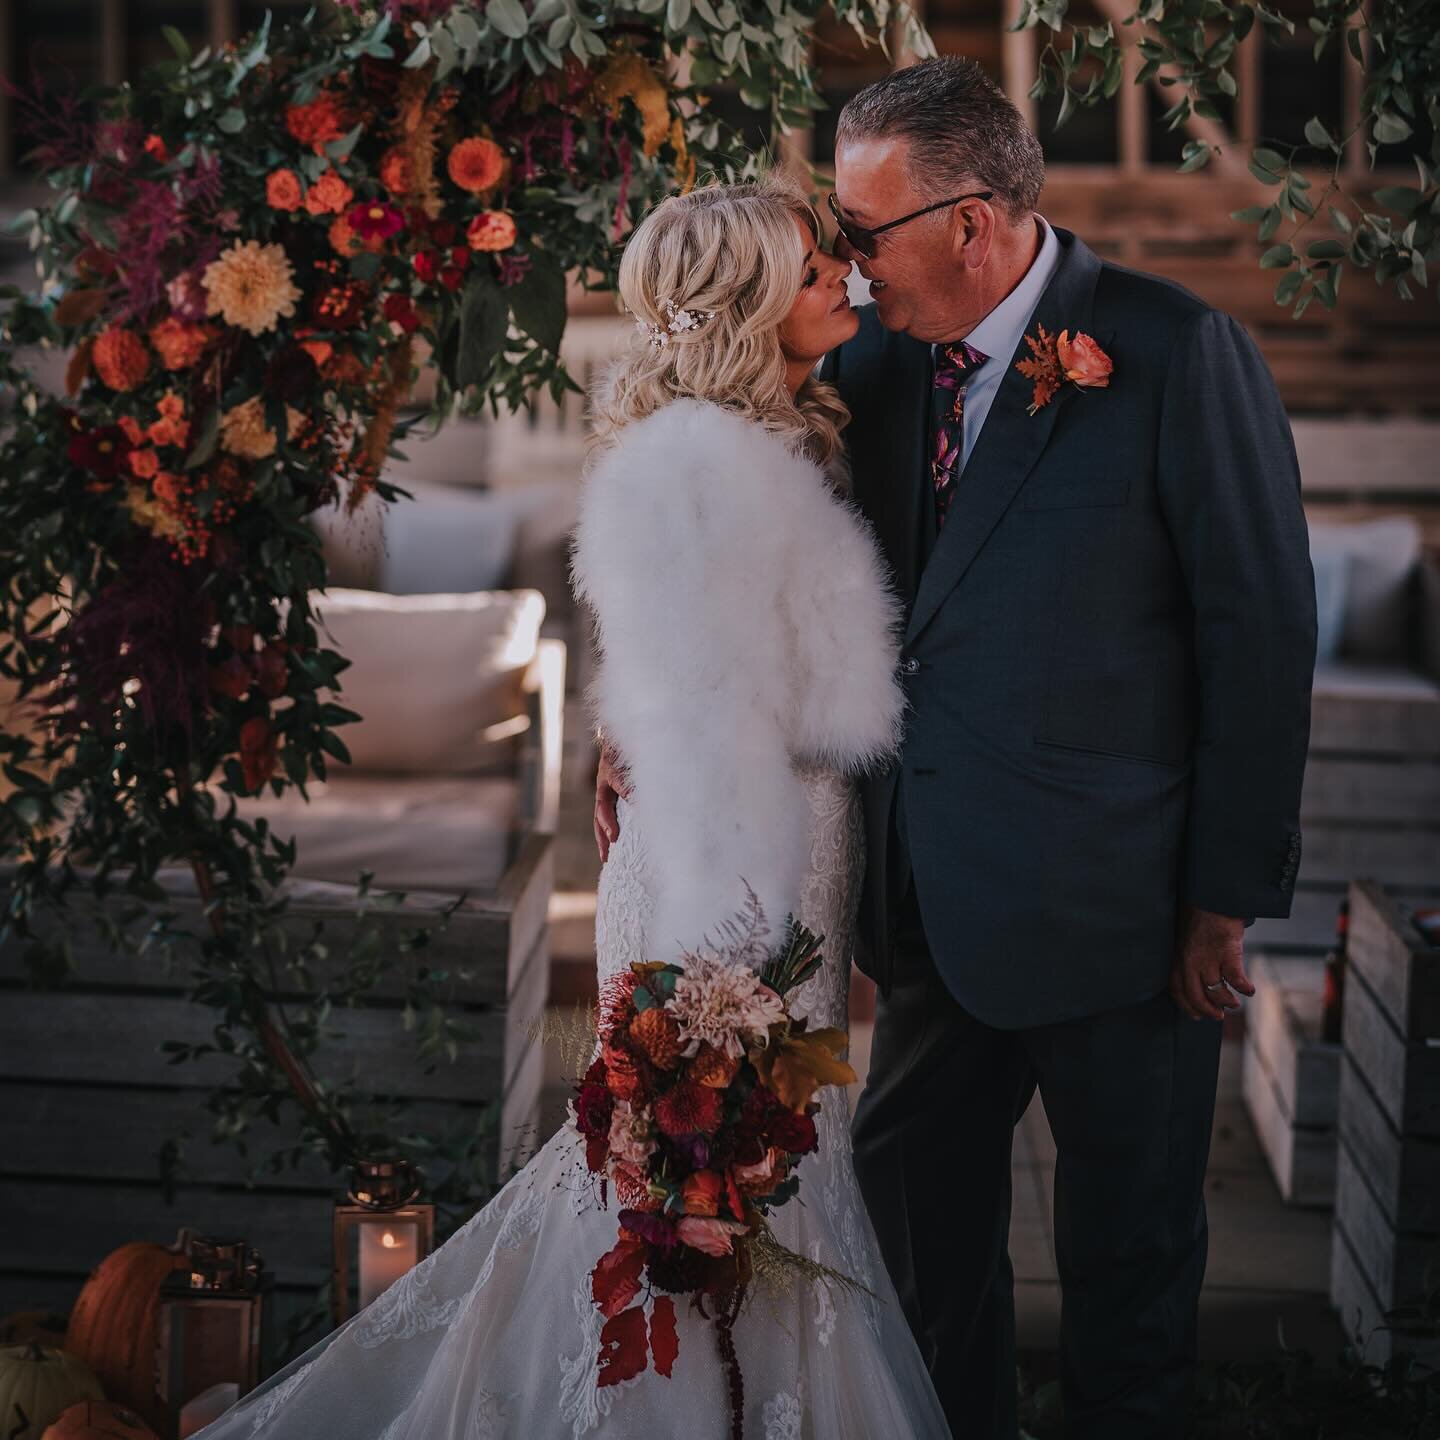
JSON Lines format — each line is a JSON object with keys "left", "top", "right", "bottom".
{"left": 194, "top": 764, "right": 949, "bottom": 1440}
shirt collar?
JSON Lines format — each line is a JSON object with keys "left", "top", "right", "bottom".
{"left": 933, "top": 215, "right": 1060, "bottom": 369}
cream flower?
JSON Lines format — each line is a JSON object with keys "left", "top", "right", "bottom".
{"left": 220, "top": 397, "right": 309, "bottom": 460}
{"left": 124, "top": 485, "right": 184, "bottom": 539}
{"left": 202, "top": 239, "right": 301, "bottom": 336}
{"left": 607, "top": 1099, "right": 657, "bottom": 1166}
{"left": 668, "top": 952, "right": 786, "bottom": 1060}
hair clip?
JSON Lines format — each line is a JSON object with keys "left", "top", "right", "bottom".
{"left": 632, "top": 297, "right": 720, "bottom": 350}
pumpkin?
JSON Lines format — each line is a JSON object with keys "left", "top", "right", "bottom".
{"left": 64, "top": 1239, "right": 190, "bottom": 1431}
{"left": 0, "top": 1343, "right": 104, "bottom": 1440}
{"left": 42, "top": 1399, "right": 160, "bottom": 1440}
{"left": 0, "top": 1315, "right": 68, "bottom": 1350}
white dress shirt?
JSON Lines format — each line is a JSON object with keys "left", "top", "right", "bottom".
{"left": 933, "top": 215, "right": 1060, "bottom": 473}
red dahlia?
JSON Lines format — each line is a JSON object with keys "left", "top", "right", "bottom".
{"left": 655, "top": 1079, "right": 723, "bottom": 1139}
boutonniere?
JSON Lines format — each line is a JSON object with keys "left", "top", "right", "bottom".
{"left": 1015, "top": 325, "right": 1113, "bottom": 416}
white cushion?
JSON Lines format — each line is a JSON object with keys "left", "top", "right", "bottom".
{"left": 311, "top": 587, "right": 545, "bottom": 774}
{"left": 379, "top": 481, "right": 522, "bottom": 595}
{"left": 1307, "top": 517, "right": 1422, "bottom": 661}
{"left": 1308, "top": 532, "right": 1351, "bottom": 666}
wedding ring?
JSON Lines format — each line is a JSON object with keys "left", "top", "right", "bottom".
{"left": 1203, "top": 981, "right": 1227, "bottom": 992}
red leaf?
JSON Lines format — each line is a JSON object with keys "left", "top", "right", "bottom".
{"left": 597, "top": 1304, "right": 649, "bottom": 1388}
{"left": 591, "top": 1231, "right": 646, "bottom": 1319}
{"left": 650, "top": 1295, "right": 679, "bottom": 1378}
{"left": 724, "top": 1166, "right": 744, "bottom": 1221}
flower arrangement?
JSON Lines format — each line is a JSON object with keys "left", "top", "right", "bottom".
{"left": 1015, "top": 323, "right": 1113, "bottom": 414}
{"left": 570, "top": 900, "right": 856, "bottom": 1432}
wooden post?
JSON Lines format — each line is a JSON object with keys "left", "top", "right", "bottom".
{"left": 1342, "top": 19, "right": 1369, "bottom": 179}
{"left": 1000, "top": 0, "right": 1038, "bottom": 133}
{"left": 100, "top": 0, "right": 127, "bottom": 86}
{"left": 210, "top": 0, "right": 239, "bottom": 50}
{"left": 1117, "top": 32, "right": 1145, "bottom": 177}
{"left": 1236, "top": 28, "right": 1261, "bottom": 153}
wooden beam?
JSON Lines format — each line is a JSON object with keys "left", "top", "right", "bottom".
{"left": 210, "top": 0, "right": 239, "bottom": 50}
{"left": 1000, "top": 0, "right": 1038, "bottom": 133}
{"left": 1343, "top": 20, "right": 1369, "bottom": 179}
{"left": 1117, "top": 32, "right": 1145, "bottom": 178}
{"left": 100, "top": 0, "right": 127, "bottom": 87}
{"left": 1237, "top": 28, "right": 1261, "bottom": 149}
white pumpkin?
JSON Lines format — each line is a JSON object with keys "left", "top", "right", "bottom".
{"left": 0, "top": 1343, "right": 105, "bottom": 1440}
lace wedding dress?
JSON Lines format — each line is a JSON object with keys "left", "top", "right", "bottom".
{"left": 192, "top": 768, "right": 950, "bottom": 1440}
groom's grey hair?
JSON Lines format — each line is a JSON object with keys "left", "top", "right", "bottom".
{"left": 835, "top": 56, "right": 1045, "bottom": 224}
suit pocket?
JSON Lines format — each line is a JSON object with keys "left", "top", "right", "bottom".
{"left": 1032, "top": 736, "right": 1185, "bottom": 769}
{"left": 1022, "top": 470, "right": 1130, "bottom": 511}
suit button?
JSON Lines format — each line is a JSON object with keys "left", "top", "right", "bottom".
{"left": 901, "top": 656, "right": 920, "bottom": 675}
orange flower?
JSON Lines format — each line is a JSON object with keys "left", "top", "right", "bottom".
{"left": 149, "top": 316, "right": 213, "bottom": 371}
{"left": 143, "top": 134, "right": 169, "bottom": 163}
{"left": 466, "top": 210, "right": 517, "bottom": 253}
{"left": 299, "top": 337, "right": 334, "bottom": 369}
{"left": 1056, "top": 330, "right": 1113, "bottom": 389}
{"left": 304, "top": 170, "right": 355, "bottom": 217}
{"left": 157, "top": 390, "right": 186, "bottom": 422}
{"left": 147, "top": 416, "right": 189, "bottom": 449}
{"left": 153, "top": 471, "right": 184, "bottom": 505}
{"left": 328, "top": 215, "right": 364, "bottom": 258}
{"left": 127, "top": 447, "right": 159, "bottom": 479}
{"left": 118, "top": 415, "right": 146, "bottom": 445}
{"left": 447, "top": 136, "right": 505, "bottom": 194}
{"left": 285, "top": 92, "right": 350, "bottom": 155}
{"left": 92, "top": 326, "right": 150, "bottom": 391}
{"left": 681, "top": 1170, "right": 723, "bottom": 1218}
{"left": 266, "top": 168, "right": 303, "bottom": 212}
{"left": 378, "top": 147, "right": 412, "bottom": 196}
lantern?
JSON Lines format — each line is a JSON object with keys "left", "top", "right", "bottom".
{"left": 154, "top": 1237, "right": 269, "bottom": 1440}
{"left": 332, "top": 1159, "right": 434, "bottom": 1325}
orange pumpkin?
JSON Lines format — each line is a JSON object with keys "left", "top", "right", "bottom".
{"left": 42, "top": 1400, "right": 160, "bottom": 1440}
{"left": 64, "top": 1239, "right": 190, "bottom": 1431}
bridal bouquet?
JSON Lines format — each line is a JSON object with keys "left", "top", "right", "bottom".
{"left": 570, "top": 908, "right": 857, "bottom": 1407}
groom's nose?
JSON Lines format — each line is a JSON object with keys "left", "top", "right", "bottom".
{"left": 833, "top": 230, "right": 856, "bottom": 263}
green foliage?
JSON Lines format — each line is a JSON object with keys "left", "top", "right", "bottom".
{"left": 1015, "top": 0, "right": 1440, "bottom": 315}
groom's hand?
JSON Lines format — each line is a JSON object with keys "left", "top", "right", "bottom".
{"left": 1170, "top": 905, "right": 1255, "bottom": 1022}
{"left": 593, "top": 739, "right": 632, "bottom": 862}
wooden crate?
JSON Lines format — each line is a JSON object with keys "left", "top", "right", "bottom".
{"left": 1241, "top": 954, "right": 1339, "bottom": 1206}
{"left": 1330, "top": 878, "right": 1440, "bottom": 1364}
{"left": 0, "top": 835, "right": 552, "bottom": 1336}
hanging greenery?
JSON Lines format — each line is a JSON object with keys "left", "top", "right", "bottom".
{"left": 1016, "top": 0, "right": 1438, "bottom": 317}
{"left": 0, "top": 0, "right": 926, "bottom": 1285}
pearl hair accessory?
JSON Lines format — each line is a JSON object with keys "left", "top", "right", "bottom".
{"left": 632, "top": 297, "right": 719, "bottom": 350}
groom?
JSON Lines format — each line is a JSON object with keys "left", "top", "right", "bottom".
{"left": 817, "top": 57, "right": 1316, "bottom": 1440}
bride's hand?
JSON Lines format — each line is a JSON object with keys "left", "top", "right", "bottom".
{"left": 594, "top": 739, "right": 633, "bottom": 862}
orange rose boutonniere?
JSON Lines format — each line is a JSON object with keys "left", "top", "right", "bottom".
{"left": 1015, "top": 324, "right": 1113, "bottom": 415}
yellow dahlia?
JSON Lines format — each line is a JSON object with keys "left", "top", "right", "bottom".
{"left": 220, "top": 396, "right": 311, "bottom": 460}
{"left": 202, "top": 240, "right": 301, "bottom": 337}
{"left": 124, "top": 484, "right": 185, "bottom": 539}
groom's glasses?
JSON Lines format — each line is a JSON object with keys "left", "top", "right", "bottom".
{"left": 826, "top": 188, "right": 995, "bottom": 259}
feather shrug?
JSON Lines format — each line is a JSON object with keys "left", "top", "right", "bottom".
{"left": 571, "top": 398, "right": 905, "bottom": 959}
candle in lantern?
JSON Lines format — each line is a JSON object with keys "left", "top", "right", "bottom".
{"left": 357, "top": 1220, "right": 420, "bottom": 1308}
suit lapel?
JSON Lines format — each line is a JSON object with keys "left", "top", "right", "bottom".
{"left": 904, "top": 230, "right": 1103, "bottom": 647}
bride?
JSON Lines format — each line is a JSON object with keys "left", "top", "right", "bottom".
{"left": 195, "top": 179, "right": 951, "bottom": 1440}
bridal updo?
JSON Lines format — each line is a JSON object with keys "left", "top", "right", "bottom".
{"left": 588, "top": 177, "right": 850, "bottom": 470}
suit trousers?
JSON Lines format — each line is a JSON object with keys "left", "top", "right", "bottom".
{"left": 851, "top": 875, "right": 1223, "bottom": 1440}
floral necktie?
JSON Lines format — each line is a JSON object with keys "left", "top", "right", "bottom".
{"left": 931, "top": 340, "right": 988, "bottom": 532}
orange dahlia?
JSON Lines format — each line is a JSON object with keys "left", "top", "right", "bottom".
{"left": 466, "top": 210, "right": 517, "bottom": 252}
{"left": 266, "top": 168, "right": 303, "bottom": 212}
{"left": 446, "top": 136, "right": 505, "bottom": 194}
{"left": 630, "top": 1008, "right": 683, "bottom": 1070}
{"left": 92, "top": 327, "right": 150, "bottom": 391}
{"left": 285, "top": 92, "right": 350, "bottom": 155}
{"left": 304, "top": 170, "right": 355, "bottom": 217}
{"left": 149, "top": 316, "right": 213, "bottom": 371}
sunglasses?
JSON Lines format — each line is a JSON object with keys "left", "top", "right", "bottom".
{"left": 826, "top": 188, "right": 996, "bottom": 260}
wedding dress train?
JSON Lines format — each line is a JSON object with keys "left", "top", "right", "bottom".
{"left": 194, "top": 771, "right": 951, "bottom": 1440}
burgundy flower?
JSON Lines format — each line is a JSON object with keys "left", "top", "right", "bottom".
{"left": 618, "top": 1208, "right": 678, "bottom": 1250}
{"left": 67, "top": 421, "right": 133, "bottom": 480}
{"left": 574, "top": 1082, "right": 614, "bottom": 1139}
{"left": 430, "top": 219, "right": 458, "bottom": 248}
{"left": 265, "top": 344, "right": 320, "bottom": 402}
{"left": 347, "top": 200, "right": 405, "bottom": 243}
{"left": 382, "top": 293, "right": 422, "bottom": 334}
{"left": 770, "top": 1108, "right": 818, "bottom": 1155}
{"left": 412, "top": 250, "right": 440, "bottom": 284}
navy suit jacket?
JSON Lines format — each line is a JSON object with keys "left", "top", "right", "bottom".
{"left": 820, "top": 228, "right": 1317, "bottom": 1028}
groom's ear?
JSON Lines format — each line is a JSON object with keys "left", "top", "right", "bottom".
{"left": 951, "top": 199, "right": 995, "bottom": 272}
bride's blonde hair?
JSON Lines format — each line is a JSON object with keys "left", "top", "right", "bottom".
{"left": 588, "top": 177, "right": 850, "bottom": 471}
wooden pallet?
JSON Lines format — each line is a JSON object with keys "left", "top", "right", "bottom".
{"left": 1330, "top": 879, "right": 1440, "bottom": 1364}
{"left": 1242, "top": 955, "right": 1339, "bottom": 1206}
